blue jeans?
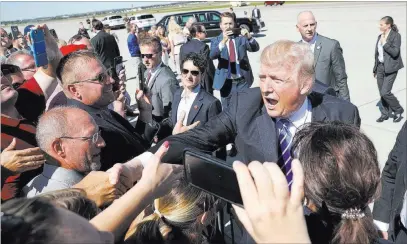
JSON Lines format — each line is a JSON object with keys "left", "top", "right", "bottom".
{"left": 219, "top": 79, "right": 249, "bottom": 110}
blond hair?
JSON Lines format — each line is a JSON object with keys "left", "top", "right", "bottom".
{"left": 168, "top": 18, "right": 183, "bottom": 35}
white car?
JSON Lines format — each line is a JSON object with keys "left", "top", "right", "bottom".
{"left": 130, "top": 14, "right": 156, "bottom": 30}
{"left": 102, "top": 15, "right": 125, "bottom": 29}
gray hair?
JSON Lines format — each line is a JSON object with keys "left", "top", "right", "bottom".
{"left": 6, "top": 50, "right": 33, "bottom": 67}
{"left": 36, "top": 106, "right": 93, "bottom": 154}
{"left": 261, "top": 40, "right": 315, "bottom": 87}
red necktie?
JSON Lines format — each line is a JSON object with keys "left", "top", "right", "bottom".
{"left": 229, "top": 39, "right": 236, "bottom": 63}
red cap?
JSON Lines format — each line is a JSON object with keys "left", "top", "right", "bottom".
{"left": 60, "top": 44, "right": 87, "bottom": 56}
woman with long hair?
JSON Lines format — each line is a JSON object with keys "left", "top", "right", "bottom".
{"left": 373, "top": 16, "right": 404, "bottom": 123}
{"left": 157, "top": 25, "right": 170, "bottom": 66}
{"left": 125, "top": 179, "right": 219, "bottom": 244}
{"left": 167, "top": 17, "right": 187, "bottom": 75}
{"left": 291, "top": 121, "right": 385, "bottom": 244}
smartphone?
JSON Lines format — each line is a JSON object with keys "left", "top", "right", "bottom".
{"left": 10, "top": 26, "right": 20, "bottom": 40}
{"left": 228, "top": 28, "right": 241, "bottom": 37}
{"left": 30, "top": 29, "right": 48, "bottom": 67}
{"left": 49, "top": 29, "right": 58, "bottom": 39}
{"left": 113, "top": 56, "right": 124, "bottom": 91}
{"left": 184, "top": 149, "right": 243, "bottom": 207}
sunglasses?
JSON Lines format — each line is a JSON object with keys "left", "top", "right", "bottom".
{"left": 1, "top": 64, "right": 21, "bottom": 76}
{"left": 141, "top": 53, "right": 158, "bottom": 59}
{"left": 71, "top": 70, "right": 111, "bottom": 85}
{"left": 182, "top": 68, "right": 200, "bottom": 76}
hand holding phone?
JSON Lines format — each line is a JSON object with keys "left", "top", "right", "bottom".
{"left": 183, "top": 149, "right": 243, "bottom": 206}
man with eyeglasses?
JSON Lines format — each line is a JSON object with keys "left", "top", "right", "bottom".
{"left": 57, "top": 50, "right": 159, "bottom": 171}
{"left": 23, "top": 107, "right": 104, "bottom": 196}
{"left": 140, "top": 37, "right": 178, "bottom": 122}
{"left": 180, "top": 23, "right": 215, "bottom": 94}
{"left": 6, "top": 50, "right": 37, "bottom": 82}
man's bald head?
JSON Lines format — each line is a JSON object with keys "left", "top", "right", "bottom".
{"left": 296, "top": 11, "right": 317, "bottom": 42}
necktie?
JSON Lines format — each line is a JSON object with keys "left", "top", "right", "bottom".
{"left": 146, "top": 70, "right": 152, "bottom": 85}
{"left": 277, "top": 119, "right": 294, "bottom": 188}
{"left": 229, "top": 39, "right": 236, "bottom": 63}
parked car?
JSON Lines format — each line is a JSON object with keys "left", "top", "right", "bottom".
{"left": 264, "top": 1, "right": 285, "bottom": 6}
{"left": 156, "top": 10, "right": 264, "bottom": 39}
{"left": 230, "top": 1, "right": 248, "bottom": 7}
{"left": 130, "top": 14, "right": 156, "bottom": 30}
{"left": 102, "top": 15, "right": 125, "bottom": 29}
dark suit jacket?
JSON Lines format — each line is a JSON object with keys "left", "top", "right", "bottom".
{"left": 91, "top": 30, "right": 120, "bottom": 71}
{"left": 180, "top": 39, "right": 215, "bottom": 94}
{"left": 312, "top": 34, "right": 350, "bottom": 102}
{"left": 67, "top": 99, "right": 157, "bottom": 171}
{"left": 313, "top": 80, "right": 337, "bottom": 97}
{"left": 373, "top": 121, "right": 407, "bottom": 240}
{"left": 251, "top": 8, "right": 261, "bottom": 18}
{"left": 210, "top": 34, "right": 259, "bottom": 90}
{"left": 149, "top": 87, "right": 360, "bottom": 164}
{"left": 158, "top": 86, "right": 222, "bottom": 140}
{"left": 373, "top": 30, "right": 404, "bottom": 74}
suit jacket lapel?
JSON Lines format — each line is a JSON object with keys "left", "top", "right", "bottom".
{"left": 309, "top": 92, "right": 328, "bottom": 122}
{"left": 147, "top": 63, "right": 165, "bottom": 90}
{"left": 187, "top": 89, "right": 204, "bottom": 125}
{"left": 171, "top": 89, "right": 182, "bottom": 124}
{"left": 255, "top": 106, "right": 279, "bottom": 162}
{"left": 313, "top": 37, "right": 323, "bottom": 67}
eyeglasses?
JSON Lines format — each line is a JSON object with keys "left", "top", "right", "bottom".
{"left": 141, "top": 53, "right": 158, "bottom": 59}
{"left": 60, "top": 130, "right": 101, "bottom": 144}
{"left": 21, "top": 67, "right": 36, "bottom": 73}
{"left": 71, "top": 71, "right": 111, "bottom": 85}
{"left": 182, "top": 68, "right": 200, "bottom": 76}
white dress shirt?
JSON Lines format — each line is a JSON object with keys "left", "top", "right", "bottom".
{"left": 302, "top": 33, "right": 318, "bottom": 54}
{"left": 378, "top": 29, "right": 391, "bottom": 63}
{"left": 177, "top": 86, "right": 200, "bottom": 126}
{"left": 277, "top": 98, "right": 312, "bottom": 138}
{"left": 147, "top": 61, "right": 163, "bottom": 86}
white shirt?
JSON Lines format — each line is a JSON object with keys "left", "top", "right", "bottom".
{"left": 277, "top": 98, "right": 312, "bottom": 138}
{"left": 219, "top": 38, "right": 241, "bottom": 79}
{"left": 302, "top": 34, "right": 318, "bottom": 54}
{"left": 177, "top": 86, "right": 200, "bottom": 126}
{"left": 147, "top": 62, "right": 163, "bottom": 86}
{"left": 253, "top": 8, "right": 259, "bottom": 18}
{"left": 378, "top": 29, "right": 390, "bottom": 63}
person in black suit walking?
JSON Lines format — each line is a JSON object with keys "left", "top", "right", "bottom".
{"left": 90, "top": 20, "right": 121, "bottom": 79}
{"left": 180, "top": 23, "right": 215, "bottom": 94}
{"left": 373, "top": 16, "right": 404, "bottom": 123}
{"left": 134, "top": 40, "right": 361, "bottom": 168}
{"left": 373, "top": 121, "right": 407, "bottom": 243}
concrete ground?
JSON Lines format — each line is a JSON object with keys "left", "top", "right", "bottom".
{"left": 8, "top": 1, "right": 405, "bottom": 169}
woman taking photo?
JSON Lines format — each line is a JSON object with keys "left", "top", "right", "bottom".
{"left": 373, "top": 16, "right": 404, "bottom": 123}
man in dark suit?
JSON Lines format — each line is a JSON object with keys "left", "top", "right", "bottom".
{"left": 210, "top": 12, "right": 260, "bottom": 109}
{"left": 251, "top": 5, "right": 261, "bottom": 19}
{"left": 180, "top": 23, "right": 215, "bottom": 94}
{"left": 90, "top": 20, "right": 120, "bottom": 79}
{"left": 373, "top": 17, "right": 404, "bottom": 123}
{"left": 297, "top": 11, "right": 351, "bottom": 102}
{"left": 134, "top": 40, "right": 360, "bottom": 168}
{"left": 57, "top": 50, "right": 158, "bottom": 171}
{"left": 373, "top": 121, "right": 407, "bottom": 243}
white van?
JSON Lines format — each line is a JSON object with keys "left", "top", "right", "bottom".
{"left": 130, "top": 14, "right": 156, "bottom": 30}
{"left": 102, "top": 15, "right": 125, "bottom": 29}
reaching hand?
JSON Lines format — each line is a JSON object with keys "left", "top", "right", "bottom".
{"left": 232, "top": 159, "right": 311, "bottom": 244}
{"left": 241, "top": 28, "right": 251, "bottom": 39}
{"left": 107, "top": 163, "right": 134, "bottom": 190}
{"left": 139, "top": 142, "right": 183, "bottom": 199}
{"left": 74, "top": 171, "right": 128, "bottom": 207}
{"left": 0, "top": 138, "right": 45, "bottom": 174}
{"left": 172, "top": 110, "right": 200, "bottom": 135}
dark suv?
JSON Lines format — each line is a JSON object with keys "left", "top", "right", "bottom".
{"left": 156, "top": 10, "right": 265, "bottom": 38}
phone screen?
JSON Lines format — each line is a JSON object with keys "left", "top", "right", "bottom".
{"left": 184, "top": 150, "right": 243, "bottom": 206}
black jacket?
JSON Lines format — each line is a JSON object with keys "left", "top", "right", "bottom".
{"left": 374, "top": 30, "right": 404, "bottom": 74}
{"left": 373, "top": 121, "right": 407, "bottom": 241}
{"left": 67, "top": 99, "right": 158, "bottom": 171}
{"left": 149, "top": 87, "right": 361, "bottom": 164}
{"left": 91, "top": 30, "right": 120, "bottom": 71}
{"left": 180, "top": 39, "right": 215, "bottom": 94}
